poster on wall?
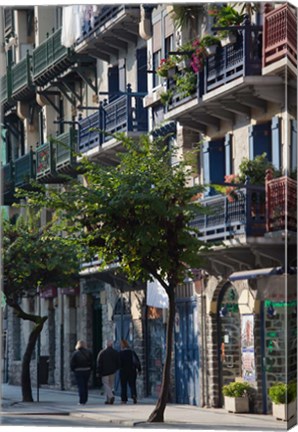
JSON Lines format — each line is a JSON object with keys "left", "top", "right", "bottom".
{"left": 241, "top": 314, "right": 256, "bottom": 383}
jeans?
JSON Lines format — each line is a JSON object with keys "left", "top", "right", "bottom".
{"left": 120, "top": 369, "right": 137, "bottom": 402}
{"left": 74, "top": 370, "right": 91, "bottom": 404}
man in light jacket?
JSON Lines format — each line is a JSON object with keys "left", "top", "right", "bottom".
{"left": 96, "top": 340, "right": 120, "bottom": 404}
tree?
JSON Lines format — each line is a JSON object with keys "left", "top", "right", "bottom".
{"left": 2, "top": 209, "right": 81, "bottom": 402}
{"left": 25, "top": 133, "right": 207, "bottom": 422}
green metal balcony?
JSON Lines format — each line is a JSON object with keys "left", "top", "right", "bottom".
{"left": 2, "top": 161, "right": 14, "bottom": 205}
{"left": 14, "top": 151, "right": 36, "bottom": 188}
{"left": 55, "top": 128, "right": 77, "bottom": 175}
{"left": 36, "top": 141, "right": 57, "bottom": 183}
{"left": 32, "top": 28, "right": 75, "bottom": 86}
{"left": 11, "top": 53, "right": 34, "bottom": 100}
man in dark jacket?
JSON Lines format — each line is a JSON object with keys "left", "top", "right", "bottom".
{"left": 96, "top": 340, "right": 120, "bottom": 404}
{"left": 70, "top": 340, "right": 93, "bottom": 405}
{"left": 119, "top": 339, "right": 141, "bottom": 404}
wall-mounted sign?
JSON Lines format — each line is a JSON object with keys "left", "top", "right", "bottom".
{"left": 241, "top": 314, "right": 255, "bottom": 382}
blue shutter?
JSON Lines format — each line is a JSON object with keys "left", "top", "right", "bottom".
{"left": 248, "top": 122, "right": 272, "bottom": 160}
{"left": 203, "top": 141, "right": 210, "bottom": 196}
{"left": 271, "top": 116, "right": 281, "bottom": 170}
{"left": 248, "top": 125, "right": 254, "bottom": 160}
{"left": 291, "top": 119, "right": 297, "bottom": 173}
{"left": 224, "top": 133, "right": 232, "bottom": 175}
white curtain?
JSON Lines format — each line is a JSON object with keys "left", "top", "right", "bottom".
{"left": 61, "top": 5, "right": 82, "bottom": 48}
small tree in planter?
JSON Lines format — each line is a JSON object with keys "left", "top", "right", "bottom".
{"left": 268, "top": 382, "right": 297, "bottom": 421}
{"left": 209, "top": 5, "right": 245, "bottom": 46}
{"left": 222, "top": 381, "right": 253, "bottom": 413}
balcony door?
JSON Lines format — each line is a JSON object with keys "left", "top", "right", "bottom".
{"left": 203, "top": 138, "right": 225, "bottom": 196}
{"left": 108, "top": 59, "right": 126, "bottom": 103}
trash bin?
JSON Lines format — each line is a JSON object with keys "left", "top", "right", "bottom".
{"left": 38, "top": 356, "right": 49, "bottom": 385}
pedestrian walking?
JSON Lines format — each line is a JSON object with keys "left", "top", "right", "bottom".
{"left": 70, "top": 340, "right": 93, "bottom": 405}
{"left": 119, "top": 339, "right": 141, "bottom": 404}
{"left": 96, "top": 340, "right": 120, "bottom": 405}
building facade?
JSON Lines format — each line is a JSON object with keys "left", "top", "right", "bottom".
{"left": 1, "top": 3, "right": 297, "bottom": 414}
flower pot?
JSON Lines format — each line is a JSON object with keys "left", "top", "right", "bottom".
{"left": 272, "top": 400, "right": 297, "bottom": 421}
{"left": 205, "top": 44, "right": 218, "bottom": 56}
{"left": 167, "top": 67, "right": 176, "bottom": 78}
{"left": 224, "top": 396, "right": 249, "bottom": 413}
{"left": 220, "top": 33, "right": 237, "bottom": 47}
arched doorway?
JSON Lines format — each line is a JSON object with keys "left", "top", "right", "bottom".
{"left": 217, "top": 284, "right": 241, "bottom": 406}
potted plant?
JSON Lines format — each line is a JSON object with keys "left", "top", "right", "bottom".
{"left": 157, "top": 56, "right": 178, "bottom": 78}
{"left": 222, "top": 381, "right": 252, "bottom": 413}
{"left": 200, "top": 34, "right": 220, "bottom": 56}
{"left": 268, "top": 381, "right": 297, "bottom": 421}
{"left": 209, "top": 5, "right": 245, "bottom": 47}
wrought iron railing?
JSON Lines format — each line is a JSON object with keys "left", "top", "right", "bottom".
{"left": 32, "top": 28, "right": 71, "bottom": 79}
{"left": 14, "top": 151, "right": 35, "bottom": 187}
{"left": 263, "top": 4, "right": 297, "bottom": 68}
{"left": 11, "top": 53, "right": 32, "bottom": 96}
{"left": 204, "top": 21, "right": 262, "bottom": 94}
{"left": 191, "top": 186, "right": 266, "bottom": 242}
{"left": 266, "top": 175, "right": 297, "bottom": 232}
{"left": 78, "top": 87, "right": 147, "bottom": 152}
{"left": 55, "top": 129, "right": 77, "bottom": 171}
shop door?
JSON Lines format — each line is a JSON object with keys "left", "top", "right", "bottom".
{"left": 174, "top": 299, "right": 199, "bottom": 405}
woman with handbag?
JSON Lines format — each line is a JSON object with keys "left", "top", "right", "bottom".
{"left": 119, "top": 339, "right": 141, "bottom": 404}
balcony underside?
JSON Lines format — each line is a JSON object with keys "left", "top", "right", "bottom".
{"left": 165, "top": 76, "right": 296, "bottom": 134}
{"left": 75, "top": 7, "right": 140, "bottom": 62}
{"left": 202, "top": 240, "right": 296, "bottom": 280}
{"left": 79, "top": 132, "right": 141, "bottom": 165}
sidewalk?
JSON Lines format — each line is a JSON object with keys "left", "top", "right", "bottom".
{"left": 1, "top": 383, "right": 294, "bottom": 430}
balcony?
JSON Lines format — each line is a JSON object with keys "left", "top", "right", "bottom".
{"left": 35, "top": 141, "right": 57, "bottom": 183}
{"left": 75, "top": 6, "right": 140, "bottom": 62}
{"left": 191, "top": 186, "right": 266, "bottom": 243}
{"left": 14, "top": 151, "right": 36, "bottom": 189}
{"left": 11, "top": 53, "right": 34, "bottom": 100}
{"left": 32, "top": 28, "right": 75, "bottom": 86}
{"left": 55, "top": 129, "right": 77, "bottom": 175}
{"left": 266, "top": 175, "right": 297, "bottom": 233}
{"left": 2, "top": 161, "right": 14, "bottom": 205}
{"left": 164, "top": 22, "right": 291, "bottom": 134}
{"left": 78, "top": 86, "right": 148, "bottom": 161}
{"left": 263, "top": 4, "right": 297, "bottom": 75}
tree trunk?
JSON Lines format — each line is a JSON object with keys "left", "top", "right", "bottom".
{"left": 147, "top": 287, "right": 175, "bottom": 422}
{"left": 21, "top": 317, "right": 48, "bottom": 402}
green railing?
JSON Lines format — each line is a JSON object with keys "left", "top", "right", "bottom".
{"left": 36, "top": 141, "right": 55, "bottom": 180}
{"left": 55, "top": 129, "right": 77, "bottom": 170}
{"left": 32, "top": 28, "right": 70, "bottom": 79}
{"left": 2, "top": 161, "right": 14, "bottom": 194}
{"left": 14, "top": 151, "right": 35, "bottom": 187}
{"left": 11, "top": 53, "right": 32, "bottom": 96}
{"left": 0, "top": 74, "right": 8, "bottom": 104}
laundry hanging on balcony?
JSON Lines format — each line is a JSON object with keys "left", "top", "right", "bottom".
{"left": 61, "top": 5, "right": 100, "bottom": 47}
{"left": 146, "top": 278, "right": 169, "bottom": 309}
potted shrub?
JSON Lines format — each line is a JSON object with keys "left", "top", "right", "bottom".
{"left": 209, "top": 5, "right": 245, "bottom": 47}
{"left": 200, "top": 34, "right": 220, "bottom": 56}
{"left": 222, "top": 381, "right": 252, "bottom": 413}
{"left": 268, "top": 382, "right": 297, "bottom": 421}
